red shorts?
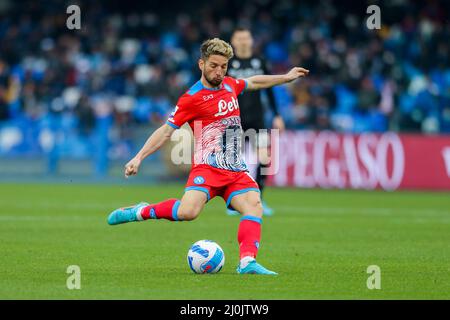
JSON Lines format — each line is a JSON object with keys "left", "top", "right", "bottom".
{"left": 185, "top": 165, "right": 260, "bottom": 208}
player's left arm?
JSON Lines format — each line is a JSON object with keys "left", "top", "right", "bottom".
{"left": 244, "top": 67, "right": 309, "bottom": 91}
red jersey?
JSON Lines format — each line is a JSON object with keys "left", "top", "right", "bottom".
{"left": 166, "top": 76, "right": 248, "bottom": 172}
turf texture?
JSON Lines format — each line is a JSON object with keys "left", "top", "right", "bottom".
{"left": 0, "top": 183, "right": 449, "bottom": 299}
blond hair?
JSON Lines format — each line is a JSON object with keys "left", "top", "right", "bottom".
{"left": 200, "top": 38, "right": 234, "bottom": 60}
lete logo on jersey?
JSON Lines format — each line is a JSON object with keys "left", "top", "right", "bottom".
{"left": 214, "top": 97, "right": 240, "bottom": 117}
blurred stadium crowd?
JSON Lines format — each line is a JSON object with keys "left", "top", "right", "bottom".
{"left": 0, "top": 0, "right": 449, "bottom": 162}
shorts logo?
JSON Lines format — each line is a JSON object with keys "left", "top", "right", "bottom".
{"left": 193, "top": 176, "right": 205, "bottom": 185}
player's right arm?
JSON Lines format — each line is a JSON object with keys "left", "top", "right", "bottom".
{"left": 124, "top": 94, "right": 195, "bottom": 177}
{"left": 124, "top": 124, "right": 175, "bottom": 177}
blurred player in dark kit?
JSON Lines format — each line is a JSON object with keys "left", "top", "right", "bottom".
{"left": 228, "top": 28, "right": 285, "bottom": 216}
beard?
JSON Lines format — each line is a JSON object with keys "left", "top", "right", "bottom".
{"left": 204, "top": 72, "right": 223, "bottom": 87}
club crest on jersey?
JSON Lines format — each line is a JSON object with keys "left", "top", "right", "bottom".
{"left": 214, "top": 97, "right": 239, "bottom": 117}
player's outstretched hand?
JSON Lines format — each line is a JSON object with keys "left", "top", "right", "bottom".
{"left": 124, "top": 157, "right": 141, "bottom": 178}
{"left": 285, "top": 67, "right": 309, "bottom": 82}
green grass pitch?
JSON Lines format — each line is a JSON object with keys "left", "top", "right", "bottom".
{"left": 0, "top": 183, "right": 449, "bottom": 299}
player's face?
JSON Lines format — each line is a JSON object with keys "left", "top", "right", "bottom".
{"left": 231, "top": 31, "right": 253, "bottom": 53}
{"left": 200, "top": 55, "right": 229, "bottom": 87}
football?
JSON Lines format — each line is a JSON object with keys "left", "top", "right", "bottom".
{"left": 187, "top": 240, "right": 225, "bottom": 274}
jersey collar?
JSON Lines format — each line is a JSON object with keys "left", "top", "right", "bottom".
{"left": 187, "top": 79, "right": 227, "bottom": 95}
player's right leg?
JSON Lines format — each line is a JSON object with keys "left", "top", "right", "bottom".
{"left": 229, "top": 190, "right": 277, "bottom": 275}
{"left": 227, "top": 130, "right": 274, "bottom": 217}
{"left": 107, "top": 190, "right": 207, "bottom": 225}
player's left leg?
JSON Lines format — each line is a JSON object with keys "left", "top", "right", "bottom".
{"left": 229, "top": 190, "right": 277, "bottom": 275}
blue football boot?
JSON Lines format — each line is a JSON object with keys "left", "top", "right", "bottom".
{"left": 237, "top": 260, "right": 278, "bottom": 275}
{"left": 107, "top": 202, "right": 149, "bottom": 225}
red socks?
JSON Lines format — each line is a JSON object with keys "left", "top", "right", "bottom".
{"left": 237, "top": 216, "right": 262, "bottom": 259}
{"left": 140, "top": 199, "right": 181, "bottom": 221}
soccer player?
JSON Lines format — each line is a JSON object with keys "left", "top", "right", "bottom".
{"left": 228, "top": 27, "right": 284, "bottom": 216}
{"left": 107, "top": 38, "right": 309, "bottom": 275}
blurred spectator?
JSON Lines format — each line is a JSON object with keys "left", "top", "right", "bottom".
{"left": 0, "top": 0, "right": 448, "bottom": 160}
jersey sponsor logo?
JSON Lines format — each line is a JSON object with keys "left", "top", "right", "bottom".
{"left": 214, "top": 97, "right": 240, "bottom": 117}
{"left": 221, "top": 117, "right": 241, "bottom": 126}
{"left": 203, "top": 94, "right": 214, "bottom": 101}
